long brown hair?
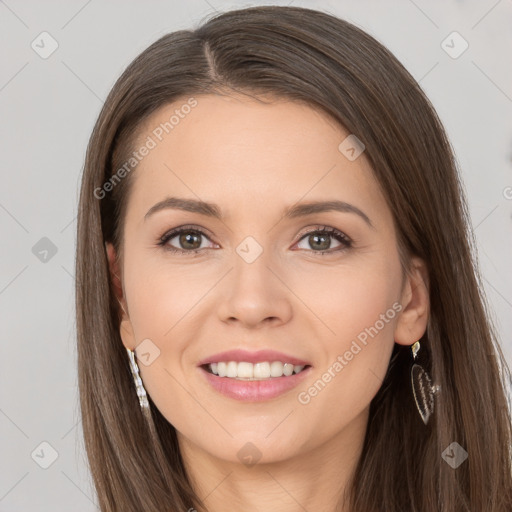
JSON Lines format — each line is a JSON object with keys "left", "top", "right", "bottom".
{"left": 76, "top": 5, "right": 512, "bottom": 511}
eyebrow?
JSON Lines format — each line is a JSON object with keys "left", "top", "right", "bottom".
{"left": 144, "top": 197, "right": 374, "bottom": 228}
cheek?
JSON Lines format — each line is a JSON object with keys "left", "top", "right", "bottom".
{"left": 121, "top": 260, "right": 206, "bottom": 430}
{"left": 120, "top": 249, "right": 219, "bottom": 407}
{"left": 287, "top": 252, "right": 401, "bottom": 425}
{"left": 287, "top": 249, "right": 402, "bottom": 343}
{"left": 123, "top": 250, "right": 212, "bottom": 342}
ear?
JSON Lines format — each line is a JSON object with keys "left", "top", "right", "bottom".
{"left": 394, "top": 256, "right": 430, "bottom": 346}
{"left": 106, "top": 242, "right": 137, "bottom": 351}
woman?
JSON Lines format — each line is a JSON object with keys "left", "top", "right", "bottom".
{"left": 76, "top": 5, "right": 512, "bottom": 511}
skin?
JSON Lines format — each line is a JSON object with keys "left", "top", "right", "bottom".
{"left": 107, "top": 93, "right": 429, "bottom": 512}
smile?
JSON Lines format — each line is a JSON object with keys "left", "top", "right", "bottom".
{"left": 204, "top": 361, "right": 308, "bottom": 380}
{"left": 200, "top": 363, "right": 312, "bottom": 401}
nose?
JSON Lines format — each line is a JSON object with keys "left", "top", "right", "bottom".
{"left": 216, "top": 248, "right": 293, "bottom": 329}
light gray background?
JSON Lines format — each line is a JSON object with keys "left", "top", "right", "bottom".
{"left": 1, "top": 0, "right": 511, "bottom": 510}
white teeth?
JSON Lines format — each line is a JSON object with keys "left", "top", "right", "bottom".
{"left": 226, "top": 361, "right": 237, "bottom": 378}
{"left": 237, "top": 362, "right": 253, "bottom": 379}
{"left": 283, "top": 363, "right": 294, "bottom": 376}
{"left": 217, "top": 362, "right": 227, "bottom": 377}
{"left": 254, "top": 362, "right": 270, "bottom": 379}
{"left": 270, "top": 361, "right": 283, "bottom": 377}
{"left": 207, "top": 361, "right": 306, "bottom": 379}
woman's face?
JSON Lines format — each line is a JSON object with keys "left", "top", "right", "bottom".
{"left": 108, "top": 93, "right": 428, "bottom": 465}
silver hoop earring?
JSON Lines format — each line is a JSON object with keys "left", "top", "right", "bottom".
{"left": 410, "top": 341, "right": 440, "bottom": 425}
{"left": 127, "top": 348, "right": 149, "bottom": 410}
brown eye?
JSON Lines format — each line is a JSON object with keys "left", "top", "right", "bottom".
{"left": 176, "top": 231, "right": 202, "bottom": 250}
{"left": 306, "top": 232, "right": 331, "bottom": 251}
{"left": 295, "top": 227, "right": 352, "bottom": 254}
{"left": 158, "top": 226, "right": 215, "bottom": 254}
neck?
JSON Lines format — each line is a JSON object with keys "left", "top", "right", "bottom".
{"left": 179, "top": 407, "right": 369, "bottom": 512}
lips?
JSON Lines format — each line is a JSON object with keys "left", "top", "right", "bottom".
{"left": 197, "top": 349, "right": 311, "bottom": 367}
{"left": 200, "top": 364, "right": 313, "bottom": 401}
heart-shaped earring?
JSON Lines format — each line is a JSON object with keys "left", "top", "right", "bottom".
{"left": 410, "top": 341, "right": 440, "bottom": 425}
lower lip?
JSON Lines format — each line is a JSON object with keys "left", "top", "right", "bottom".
{"left": 199, "top": 366, "right": 312, "bottom": 402}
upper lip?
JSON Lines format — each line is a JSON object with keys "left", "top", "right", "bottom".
{"left": 197, "top": 349, "right": 311, "bottom": 367}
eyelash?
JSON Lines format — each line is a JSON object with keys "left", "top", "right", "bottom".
{"left": 157, "top": 224, "right": 353, "bottom": 256}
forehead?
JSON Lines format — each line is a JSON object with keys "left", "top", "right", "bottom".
{"left": 126, "top": 93, "right": 388, "bottom": 225}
